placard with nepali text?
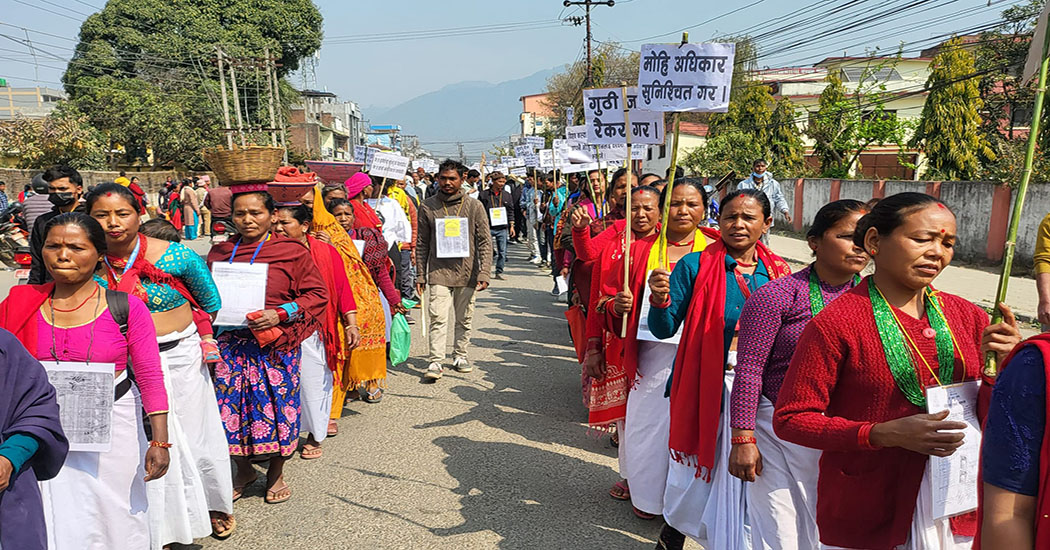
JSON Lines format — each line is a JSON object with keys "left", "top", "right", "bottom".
{"left": 637, "top": 42, "right": 735, "bottom": 112}
{"left": 525, "top": 135, "right": 545, "bottom": 150}
{"left": 583, "top": 86, "right": 665, "bottom": 145}
{"left": 369, "top": 151, "right": 411, "bottom": 180}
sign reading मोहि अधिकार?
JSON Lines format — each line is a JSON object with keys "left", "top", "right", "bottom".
{"left": 353, "top": 145, "right": 367, "bottom": 163}
{"left": 636, "top": 42, "right": 735, "bottom": 113}
{"left": 369, "top": 151, "right": 412, "bottom": 180}
{"left": 525, "top": 135, "right": 545, "bottom": 150}
{"left": 582, "top": 86, "right": 666, "bottom": 145}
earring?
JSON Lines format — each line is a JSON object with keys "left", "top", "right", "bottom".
{"left": 870, "top": 248, "right": 877, "bottom": 255}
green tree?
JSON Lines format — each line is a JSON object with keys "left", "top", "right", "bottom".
{"left": 0, "top": 103, "right": 106, "bottom": 169}
{"left": 681, "top": 127, "right": 763, "bottom": 177}
{"left": 911, "top": 37, "right": 993, "bottom": 180}
{"left": 63, "top": 0, "right": 322, "bottom": 168}
{"left": 769, "top": 98, "right": 806, "bottom": 174}
{"left": 702, "top": 81, "right": 805, "bottom": 176}
{"left": 543, "top": 42, "right": 640, "bottom": 138}
{"left": 806, "top": 65, "right": 913, "bottom": 178}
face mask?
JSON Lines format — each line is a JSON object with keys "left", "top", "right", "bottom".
{"left": 48, "top": 192, "right": 76, "bottom": 207}
{"left": 752, "top": 172, "right": 765, "bottom": 180}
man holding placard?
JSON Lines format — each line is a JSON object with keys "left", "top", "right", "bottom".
{"left": 416, "top": 159, "right": 492, "bottom": 382}
{"left": 478, "top": 172, "right": 517, "bottom": 280}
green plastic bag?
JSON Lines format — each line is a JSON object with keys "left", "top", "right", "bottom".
{"left": 388, "top": 298, "right": 417, "bottom": 366}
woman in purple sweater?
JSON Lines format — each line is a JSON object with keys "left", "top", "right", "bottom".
{"left": 728, "top": 199, "right": 870, "bottom": 550}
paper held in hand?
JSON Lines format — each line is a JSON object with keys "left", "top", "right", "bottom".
{"left": 925, "top": 381, "right": 981, "bottom": 520}
{"left": 489, "top": 207, "right": 508, "bottom": 227}
{"left": 436, "top": 217, "right": 470, "bottom": 258}
{"left": 637, "top": 270, "right": 683, "bottom": 344}
{"left": 583, "top": 86, "right": 666, "bottom": 145}
{"left": 212, "top": 261, "right": 268, "bottom": 326}
{"left": 42, "top": 361, "right": 115, "bottom": 452}
{"left": 369, "top": 151, "right": 411, "bottom": 180}
{"left": 637, "top": 42, "right": 735, "bottom": 112}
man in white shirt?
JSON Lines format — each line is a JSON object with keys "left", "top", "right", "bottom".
{"left": 737, "top": 158, "right": 792, "bottom": 244}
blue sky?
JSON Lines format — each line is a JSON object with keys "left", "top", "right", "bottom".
{"left": 0, "top": 0, "right": 1021, "bottom": 109}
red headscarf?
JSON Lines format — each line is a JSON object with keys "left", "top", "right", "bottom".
{"left": 669, "top": 237, "right": 791, "bottom": 479}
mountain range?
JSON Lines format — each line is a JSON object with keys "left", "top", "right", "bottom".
{"left": 363, "top": 67, "right": 558, "bottom": 156}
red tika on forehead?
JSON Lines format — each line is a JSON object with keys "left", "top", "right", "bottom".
{"left": 936, "top": 203, "right": 945, "bottom": 209}
{"left": 106, "top": 192, "right": 112, "bottom": 197}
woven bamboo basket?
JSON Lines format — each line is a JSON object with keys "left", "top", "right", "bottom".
{"left": 202, "top": 146, "right": 284, "bottom": 185}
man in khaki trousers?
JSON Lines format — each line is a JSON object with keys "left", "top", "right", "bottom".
{"left": 416, "top": 159, "right": 493, "bottom": 381}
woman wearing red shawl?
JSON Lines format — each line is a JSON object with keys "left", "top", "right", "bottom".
{"left": 344, "top": 172, "right": 384, "bottom": 231}
{"left": 584, "top": 180, "right": 713, "bottom": 524}
{"left": 563, "top": 168, "right": 619, "bottom": 307}
{"left": 647, "top": 189, "right": 791, "bottom": 550}
{"left": 208, "top": 191, "right": 327, "bottom": 505}
{"left": 274, "top": 204, "right": 361, "bottom": 459}
{"left": 773, "top": 193, "right": 1020, "bottom": 550}
{"left": 87, "top": 182, "right": 235, "bottom": 541}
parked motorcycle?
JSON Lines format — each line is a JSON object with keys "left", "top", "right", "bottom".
{"left": 0, "top": 202, "right": 29, "bottom": 271}
{"left": 210, "top": 217, "right": 233, "bottom": 243}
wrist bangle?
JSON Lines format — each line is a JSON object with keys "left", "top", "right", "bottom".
{"left": 149, "top": 441, "right": 173, "bottom": 449}
{"left": 730, "top": 436, "right": 757, "bottom": 446}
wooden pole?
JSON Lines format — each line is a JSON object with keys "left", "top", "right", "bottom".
{"left": 264, "top": 47, "right": 278, "bottom": 148}
{"left": 228, "top": 59, "right": 246, "bottom": 147}
{"left": 620, "top": 82, "right": 633, "bottom": 338}
{"left": 271, "top": 61, "right": 288, "bottom": 164}
{"left": 657, "top": 32, "right": 689, "bottom": 269}
{"left": 986, "top": 19, "right": 1050, "bottom": 376}
{"left": 216, "top": 47, "right": 233, "bottom": 150}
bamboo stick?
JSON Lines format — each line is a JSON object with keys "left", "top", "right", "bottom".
{"left": 985, "top": 18, "right": 1050, "bottom": 376}
{"left": 656, "top": 32, "right": 689, "bottom": 269}
{"left": 621, "top": 82, "right": 633, "bottom": 338}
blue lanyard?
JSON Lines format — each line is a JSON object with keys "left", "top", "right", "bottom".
{"left": 104, "top": 236, "right": 140, "bottom": 279}
{"left": 229, "top": 233, "right": 268, "bottom": 265}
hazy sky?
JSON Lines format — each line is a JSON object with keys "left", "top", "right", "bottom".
{"left": 1, "top": 0, "right": 1019, "bottom": 110}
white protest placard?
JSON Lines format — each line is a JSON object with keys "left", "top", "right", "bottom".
{"left": 525, "top": 135, "right": 545, "bottom": 150}
{"left": 369, "top": 151, "right": 411, "bottom": 180}
{"left": 538, "top": 149, "right": 555, "bottom": 169}
{"left": 925, "top": 381, "right": 981, "bottom": 520}
{"left": 522, "top": 152, "right": 539, "bottom": 167}
{"left": 565, "top": 125, "right": 588, "bottom": 143}
{"left": 598, "top": 143, "right": 648, "bottom": 162}
{"left": 364, "top": 147, "right": 380, "bottom": 170}
{"left": 514, "top": 144, "right": 533, "bottom": 158}
{"left": 501, "top": 156, "right": 516, "bottom": 165}
{"left": 353, "top": 145, "right": 367, "bottom": 163}
{"left": 565, "top": 107, "right": 574, "bottom": 127}
{"left": 637, "top": 42, "right": 735, "bottom": 112}
{"left": 510, "top": 166, "right": 527, "bottom": 177}
{"left": 583, "top": 86, "right": 665, "bottom": 145}
{"left": 43, "top": 361, "right": 114, "bottom": 452}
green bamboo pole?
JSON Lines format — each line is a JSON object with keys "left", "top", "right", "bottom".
{"left": 985, "top": 19, "right": 1050, "bottom": 376}
{"left": 621, "top": 81, "right": 633, "bottom": 338}
{"left": 657, "top": 32, "right": 690, "bottom": 269}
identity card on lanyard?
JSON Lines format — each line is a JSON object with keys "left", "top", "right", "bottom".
{"left": 925, "top": 381, "right": 981, "bottom": 519}
{"left": 489, "top": 207, "right": 508, "bottom": 227}
{"left": 41, "top": 361, "right": 115, "bottom": 452}
{"left": 436, "top": 217, "right": 470, "bottom": 258}
{"left": 212, "top": 236, "right": 269, "bottom": 326}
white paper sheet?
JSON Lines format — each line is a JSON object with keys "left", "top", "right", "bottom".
{"left": 638, "top": 269, "right": 683, "bottom": 345}
{"left": 925, "top": 381, "right": 981, "bottom": 520}
{"left": 489, "top": 207, "right": 508, "bottom": 227}
{"left": 212, "top": 262, "right": 268, "bottom": 326}
{"left": 352, "top": 239, "right": 366, "bottom": 257}
{"left": 41, "top": 361, "right": 115, "bottom": 452}
{"left": 436, "top": 217, "right": 470, "bottom": 258}
{"left": 555, "top": 275, "right": 569, "bottom": 295}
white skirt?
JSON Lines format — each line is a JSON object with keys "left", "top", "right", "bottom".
{"left": 663, "top": 359, "right": 751, "bottom": 550}
{"left": 299, "top": 332, "right": 334, "bottom": 442}
{"left": 41, "top": 380, "right": 151, "bottom": 550}
{"left": 820, "top": 471, "right": 973, "bottom": 550}
{"left": 750, "top": 396, "right": 821, "bottom": 550}
{"left": 621, "top": 340, "right": 675, "bottom": 515}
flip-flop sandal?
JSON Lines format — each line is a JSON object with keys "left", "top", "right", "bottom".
{"left": 633, "top": 507, "right": 657, "bottom": 520}
{"left": 610, "top": 431, "right": 619, "bottom": 448}
{"left": 232, "top": 473, "right": 258, "bottom": 502}
{"left": 300, "top": 445, "right": 323, "bottom": 460}
{"left": 363, "top": 386, "right": 383, "bottom": 403}
{"left": 210, "top": 512, "right": 236, "bottom": 539}
{"left": 265, "top": 481, "right": 292, "bottom": 504}
{"left": 609, "top": 479, "right": 630, "bottom": 501}
{"left": 327, "top": 420, "right": 339, "bottom": 437}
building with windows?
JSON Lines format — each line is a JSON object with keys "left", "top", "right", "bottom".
{"left": 520, "top": 93, "right": 554, "bottom": 136}
{"left": 0, "top": 86, "right": 66, "bottom": 119}
{"left": 288, "top": 90, "right": 364, "bottom": 161}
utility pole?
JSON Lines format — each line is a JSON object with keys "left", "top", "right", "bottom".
{"left": 264, "top": 47, "right": 278, "bottom": 147}
{"left": 228, "top": 59, "right": 246, "bottom": 147}
{"left": 457, "top": 142, "right": 465, "bottom": 163}
{"left": 216, "top": 47, "right": 233, "bottom": 149}
{"left": 562, "top": 0, "right": 615, "bottom": 86}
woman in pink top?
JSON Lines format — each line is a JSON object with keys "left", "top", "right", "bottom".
{"left": 0, "top": 212, "right": 170, "bottom": 549}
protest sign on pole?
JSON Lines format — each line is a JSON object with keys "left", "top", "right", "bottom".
{"left": 369, "top": 151, "right": 411, "bottom": 180}
{"left": 510, "top": 166, "right": 527, "bottom": 177}
{"left": 525, "top": 135, "right": 545, "bottom": 150}
{"left": 501, "top": 156, "right": 516, "bottom": 165}
{"left": 538, "top": 149, "right": 555, "bottom": 169}
{"left": 353, "top": 145, "right": 367, "bottom": 163}
{"left": 514, "top": 144, "right": 533, "bottom": 158}
{"left": 364, "top": 147, "right": 380, "bottom": 171}
{"left": 565, "top": 125, "right": 588, "bottom": 143}
{"left": 522, "top": 152, "right": 539, "bottom": 168}
{"left": 566, "top": 107, "right": 574, "bottom": 127}
{"left": 583, "top": 86, "right": 665, "bottom": 145}
{"left": 637, "top": 42, "right": 735, "bottom": 113}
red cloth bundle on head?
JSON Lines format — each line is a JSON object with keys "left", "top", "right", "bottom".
{"left": 274, "top": 166, "right": 318, "bottom": 183}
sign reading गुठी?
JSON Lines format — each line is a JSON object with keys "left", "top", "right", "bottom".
{"left": 637, "top": 42, "right": 735, "bottom": 113}
{"left": 582, "top": 86, "right": 665, "bottom": 145}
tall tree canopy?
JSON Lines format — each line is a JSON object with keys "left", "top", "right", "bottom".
{"left": 63, "top": 0, "right": 323, "bottom": 169}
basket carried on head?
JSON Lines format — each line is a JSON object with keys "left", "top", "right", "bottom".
{"left": 202, "top": 146, "right": 284, "bottom": 185}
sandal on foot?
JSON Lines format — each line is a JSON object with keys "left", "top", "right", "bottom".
{"left": 232, "top": 473, "right": 258, "bottom": 502}
{"left": 265, "top": 480, "right": 292, "bottom": 504}
{"left": 609, "top": 479, "right": 630, "bottom": 501}
{"left": 327, "top": 420, "right": 338, "bottom": 437}
{"left": 300, "top": 444, "right": 323, "bottom": 460}
{"left": 633, "top": 507, "right": 657, "bottom": 520}
{"left": 210, "top": 512, "right": 236, "bottom": 539}
{"left": 363, "top": 386, "right": 383, "bottom": 403}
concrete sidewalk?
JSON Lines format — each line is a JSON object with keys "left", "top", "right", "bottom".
{"left": 769, "top": 234, "right": 1039, "bottom": 326}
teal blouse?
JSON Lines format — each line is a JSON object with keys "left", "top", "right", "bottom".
{"left": 98, "top": 241, "right": 221, "bottom": 313}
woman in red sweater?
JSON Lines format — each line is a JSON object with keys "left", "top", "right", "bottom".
{"left": 773, "top": 192, "right": 1021, "bottom": 550}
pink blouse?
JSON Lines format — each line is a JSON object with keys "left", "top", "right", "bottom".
{"left": 35, "top": 296, "right": 168, "bottom": 414}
